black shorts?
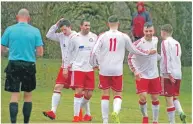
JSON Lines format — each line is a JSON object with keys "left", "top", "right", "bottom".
{"left": 4, "top": 60, "right": 36, "bottom": 92}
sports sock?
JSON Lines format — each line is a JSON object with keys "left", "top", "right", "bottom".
{"left": 139, "top": 100, "right": 148, "bottom": 117}
{"left": 167, "top": 106, "right": 175, "bottom": 124}
{"left": 152, "top": 100, "right": 159, "bottom": 122}
{"left": 74, "top": 94, "right": 82, "bottom": 116}
{"left": 23, "top": 102, "right": 32, "bottom": 123}
{"left": 101, "top": 96, "right": 110, "bottom": 123}
{"left": 51, "top": 91, "right": 61, "bottom": 113}
{"left": 113, "top": 96, "right": 122, "bottom": 114}
{"left": 173, "top": 98, "right": 184, "bottom": 115}
{"left": 9, "top": 102, "right": 18, "bottom": 123}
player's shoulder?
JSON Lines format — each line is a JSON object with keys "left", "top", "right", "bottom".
{"left": 133, "top": 38, "right": 143, "bottom": 46}
{"left": 89, "top": 32, "right": 97, "bottom": 37}
{"left": 69, "top": 31, "right": 77, "bottom": 39}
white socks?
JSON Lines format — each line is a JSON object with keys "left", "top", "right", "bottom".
{"left": 74, "top": 94, "right": 82, "bottom": 116}
{"left": 152, "top": 100, "right": 160, "bottom": 122}
{"left": 51, "top": 92, "right": 61, "bottom": 113}
{"left": 113, "top": 96, "right": 122, "bottom": 114}
{"left": 80, "top": 96, "right": 91, "bottom": 115}
{"left": 139, "top": 100, "right": 148, "bottom": 117}
{"left": 167, "top": 106, "right": 175, "bottom": 124}
{"left": 173, "top": 98, "right": 183, "bottom": 115}
{"left": 101, "top": 96, "right": 110, "bottom": 123}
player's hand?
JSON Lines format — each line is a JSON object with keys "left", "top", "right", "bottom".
{"left": 135, "top": 73, "right": 141, "bottom": 81}
{"left": 63, "top": 68, "right": 68, "bottom": 79}
{"left": 56, "top": 18, "right": 64, "bottom": 26}
{"left": 68, "top": 64, "right": 72, "bottom": 70}
{"left": 168, "top": 74, "right": 176, "bottom": 83}
{"left": 148, "top": 49, "right": 157, "bottom": 55}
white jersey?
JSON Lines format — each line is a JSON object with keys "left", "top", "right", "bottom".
{"left": 128, "top": 37, "right": 159, "bottom": 79}
{"left": 160, "top": 37, "right": 182, "bottom": 79}
{"left": 46, "top": 24, "right": 76, "bottom": 68}
{"left": 66, "top": 32, "right": 97, "bottom": 72}
{"left": 90, "top": 30, "right": 150, "bottom": 76}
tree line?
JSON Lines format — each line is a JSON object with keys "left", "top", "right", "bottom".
{"left": 1, "top": 2, "right": 192, "bottom": 66}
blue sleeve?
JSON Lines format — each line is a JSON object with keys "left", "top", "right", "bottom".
{"left": 35, "top": 29, "right": 44, "bottom": 47}
{"left": 145, "top": 11, "right": 152, "bottom": 24}
{"left": 1, "top": 27, "right": 10, "bottom": 47}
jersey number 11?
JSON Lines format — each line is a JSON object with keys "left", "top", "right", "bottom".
{"left": 109, "top": 38, "right": 117, "bottom": 51}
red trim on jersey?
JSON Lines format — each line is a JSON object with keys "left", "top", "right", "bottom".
{"left": 167, "top": 107, "right": 175, "bottom": 112}
{"left": 128, "top": 54, "right": 135, "bottom": 72}
{"left": 162, "top": 40, "right": 168, "bottom": 73}
{"left": 114, "top": 95, "right": 122, "bottom": 99}
{"left": 102, "top": 96, "right": 110, "bottom": 100}
{"left": 128, "top": 39, "right": 142, "bottom": 72}
{"left": 152, "top": 100, "right": 159, "bottom": 105}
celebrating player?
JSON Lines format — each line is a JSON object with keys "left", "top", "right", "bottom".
{"left": 160, "top": 24, "right": 186, "bottom": 124}
{"left": 63, "top": 19, "right": 97, "bottom": 122}
{"left": 43, "top": 18, "right": 90, "bottom": 120}
{"left": 90, "top": 15, "right": 156, "bottom": 124}
{"left": 128, "top": 22, "right": 161, "bottom": 124}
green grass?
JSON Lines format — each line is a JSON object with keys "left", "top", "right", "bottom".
{"left": 1, "top": 58, "right": 192, "bottom": 123}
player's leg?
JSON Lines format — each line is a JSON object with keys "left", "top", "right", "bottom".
{"left": 163, "top": 78, "right": 176, "bottom": 124}
{"left": 111, "top": 75, "right": 123, "bottom": 124}
{"left": 151, "top": 94, "right": 160, "bottom": 124}
{"left": 23, "top": 92, "right": 32, "bottom": 123}
{"left": 21, "top": 61, "right": 37, "bottom": 123}
{"left": 4, "top": 61, "right": 21, "bottom": 123}
{"left": 43, "top": 67, "right": 67, "bottom": 120}
{"left": 81, "top": 90, "right": 93, "bottom": 121}
{"left": 101, "top": 89, "right": 110, "bottom": 124}
{"left": 99, "top": 75, "right": 111, "bottom": 124}
{"left": 173, "top": 80, "right": 186, "bottom": 123}
{"left": 81, "top": 71, "right": 95, "bottom": 121}
{"left": 9, "top": 92, "right": 20, "bottom": 123}
{"left": 136, "top": 78, "right": 149, "bottom": 123}
{"left": 149, "top": 77, "right": 162, "bottom": 123}
{"left": 72, "top": 71, "right": 85, "bottom": 122}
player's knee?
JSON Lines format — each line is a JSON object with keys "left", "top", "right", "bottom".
{"left": 139, "top": 93, "right": 147, "bottom": 102}
{"left": 139, "top": 95, "right": 146, "bottom": 102}
{"left": 24, "top": 92, "right": 32, "bottom": 102}
{"left": 151, "top": 95, "right": 159, "bottom": 102}
{"left": 54, "top": 84, "right": 63, "bottom": 91}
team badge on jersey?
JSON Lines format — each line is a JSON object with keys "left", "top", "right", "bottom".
{"left": 89, "top": 38, "right": 94, "bottom": 42}
{"left": 63, "top": 44, "right": 66, "bottom": 47}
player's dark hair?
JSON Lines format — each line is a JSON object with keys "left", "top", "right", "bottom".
{"left": 144, "top": 22, "right": 153, "bottom": 28}
{"left": 58, "top": 19, "right": 71, "bottom": 28}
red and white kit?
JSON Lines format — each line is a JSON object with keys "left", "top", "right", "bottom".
{"left": 66, "top": 32, "right": 97, "bottom": 90}
{"left": 160, "top": 36, "right": 182, "bottom": 96}
{"left": 128, "top": 36, "right": 162, "bottom": 94}
{"left": 46, "top": 24, "right": 76, "bottom": 88}
{"left": 90, "top": 30, "right": 149, "bottom": 92}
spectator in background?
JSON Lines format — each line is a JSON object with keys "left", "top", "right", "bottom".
{"left": 131, "top": 2, "right": 152, "bottom": 41}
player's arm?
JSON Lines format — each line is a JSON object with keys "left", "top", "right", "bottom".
{"left": 46, "top": 19, "right": 64, "bottom": 42}
{"left": 161, "top": 40, "right": 175, "bottom": 83}
{"left": 124, "top": 34, "right": 156, "bottom": 55}
{"left": 128, "top": 53, "right": 141, "bottom": 81}
{"left": 1, "top": 27, "right": 10, "bottom": 55}
{"left": 90, "top": 34, "right": 104, "bottom": 67}
{"left": 35, "top": 29, "right": 44, "bottom": 57}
